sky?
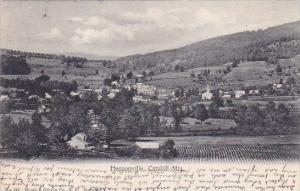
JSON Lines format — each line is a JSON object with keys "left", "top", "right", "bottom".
{"left": 1, "top": 1, "right": 300, "bottom": 58}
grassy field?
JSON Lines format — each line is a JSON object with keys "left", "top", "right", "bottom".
{"left": 0, "top": 57, "right": 111, "bottom": 89}
{"left": 145, "top": 56, "right": 300, "bottom": 89}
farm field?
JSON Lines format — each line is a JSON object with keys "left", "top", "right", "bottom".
{"left": 175, "top": 144, "right": 299, "bottom": 162}
{"left": 138, "top": 135, "right": 300, "bottom": 161}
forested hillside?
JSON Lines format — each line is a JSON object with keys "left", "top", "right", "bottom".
{"left": 113, "top": 21, "right": 300, "bottom": 74}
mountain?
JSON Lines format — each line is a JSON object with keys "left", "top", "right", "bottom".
{"left": 113, "top": 21, "right": 300, "bottom": 74}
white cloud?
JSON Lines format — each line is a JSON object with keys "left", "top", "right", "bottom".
{"left": 70, "top": 26, "right": 135, "bottom": 45}
{"left": 84, "top": 16, "right": 101, "bottom": 26}
{"left": 40, "top": 27, "right": 63, "bottom": 40}
{"left": 67, "top": 16, "right": 109, "bottom": 26}
{"left": 67, "top": 17, "right": 83, "bottom": 23}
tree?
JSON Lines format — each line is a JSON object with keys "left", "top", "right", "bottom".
{"left": 180, "top": 66, "right": 184, "bottom": 72}
{"left": 162, "top": 139, "right": 175, "bottom": 150}
{"left": 232, "top": 60, "right": 240, "bottom": 68}
{"left": 0, "top": 116, "right": 18, "bottom": 148}
{"left": 62, "top": 70, "right": 66, "bottom": 77}
{"left": 31, "top": 112, "right": 48, "bottom": 143}
{"left": 35, "top": 75, "right": 50, "bottom": 84}
{"left": 226, "top": 65, "right": 232, "bottom": 74}
{"left": 103, "top": 78, "right": 112, "bottom": 86}
{"left": 276, "top": 104, "right": 289, "bottom": 124}
{"left": 194, "top": 104, "right": 209, "bottom": 122}
{"left": 276, "top": 64, "right": 282, "bottom": 74}
{"left": 212, "top": 95, "right": 224, "bottom": 107}
{"left": 81, "top": 91, "right": 98, "bottom": 102}
{"left": 208, "top": 102, "right": 219, "bottom": 118}
{"left": 286, "top": 77, "right": 296, "bottom": 85}
{"left": 126, "top": 71, "right": 133, "bottom": 79}
{"left": 191, "top": 71, "right": 195, "bottom": 78}
{"left": 111, "top": 73, "right": 120, "bottom": 82}
{"left": 171, "top": 103, "right": 183, "bottom": 132}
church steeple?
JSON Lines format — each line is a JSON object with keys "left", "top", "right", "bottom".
{"left": 206, "top": 84, "right": 210, "bottom": 93}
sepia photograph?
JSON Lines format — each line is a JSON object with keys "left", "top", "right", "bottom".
{"left": 0, "top": 1, "right": 300, "bottom": 188}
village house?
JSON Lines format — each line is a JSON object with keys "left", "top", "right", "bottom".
{"left": 156, "top": 88, "right": 171, "bottom": 100}
{"left": 107, "top": 92, "right": 116, "bottom": 99}
{"left": 66, "top": 133, "right": 94, "bottom": 150}
{"left": 235, "top": 90, "right": 246, "bottom": 98}
{"left": 201, "top": 85, "right": 213, "bottom": 100}
{"left": 249, "top": 89, "right": 260, "bottom": 96}
{"left": 134, "top": 74, "right": 145, "bottom": 82}
{"left": 133, "top": 95, "right": 151, "bottom": 103}
{"left": 38, "top": 105, "right": 51, "bottom": 114}
{"left": 45, "top": 92, "right": 52, "bottom": 99}
{"left": 133, "top": 83, "right": 156, "bottom": 96}
{"left": 70, "top": 91, "right": 80, "bottom": 97}
{"left": 273, "top": 83, "right": 283, "bottom": 90}
{"left": 0, "top": 95, "right": 10, "bottom": 102}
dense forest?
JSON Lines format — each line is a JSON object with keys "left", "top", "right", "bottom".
{"left": 113, "top": 21, "right": 300, "bottom": 73}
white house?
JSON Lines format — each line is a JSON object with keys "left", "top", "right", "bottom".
{"left": 156, "top": 88, "right": 171, "bottom": 100}
{"left": 124, "top": 84, "right": 131, "bottom": 90}
{"left": 201, "top": 85, "right": 213, "bottom": 100}
{"left": 273, "top": 83, "right": 283, "bottom": 90}
{"left": 70, "top": 91, "right": 80, "bottom": 97}
{"left": 0, "top": 95, "right": 9, "bottom": 102}
{"left": 107, "top": 92, "right": 116, "bottom": 99}
{"left": 222, "top": 94, "right": 231, "bottom": 99}
{"left": 38, "top": 105, "right": 50, "bottom": 114}
{"left": 66, "top": 133, "right": 94, "bottom": 150}
{"left": 235, "top": 90, "right": 246, "bottom": 98}
{"left": 133, "top": 95, "right": 150, "bottom": 103}
{"left": 45, "top": 92, "right": 52, "bottom": 99}
{"left": 134, "top": 83, "right": 156, "bottom": 96}
{"left": 111, "top": 81, "right": 120, "bottom": 88}
{"left": 249, "top": 89, "right": 259, "bottom": 96}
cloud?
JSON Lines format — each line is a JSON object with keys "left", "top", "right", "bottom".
{"left": 70, "top": 26, "right": 135, "bottom": 45}
{"left": 40, "top": 27, "right": 63, "bottom": 40}
{"left": 67, "top": 16, "right": 109, "bottom": 26}
{"left": 83, "top": 16, "right": 103, "bottom": 26}
{"left": 67, "top": 17, "right": 83, "bottom": 23}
